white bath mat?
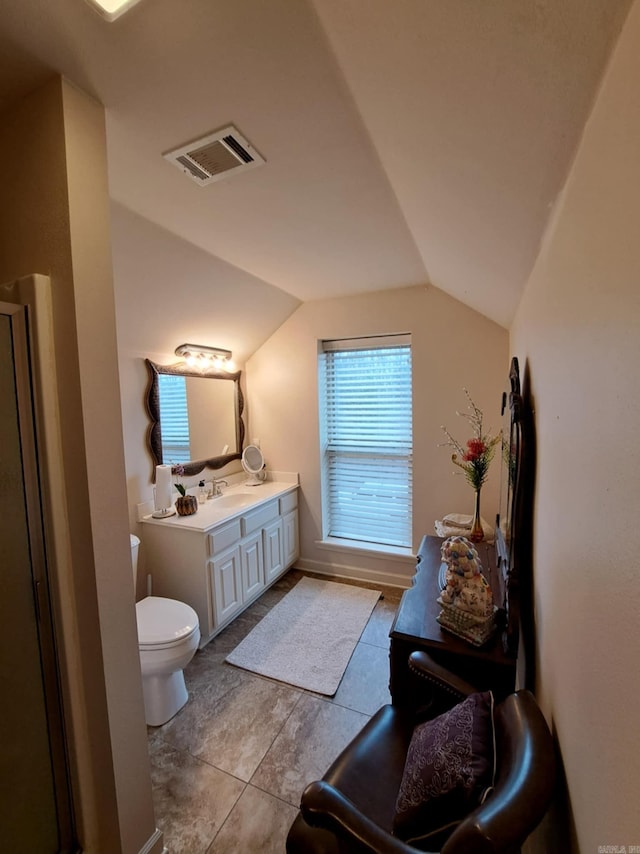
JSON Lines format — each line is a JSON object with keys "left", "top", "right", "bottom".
{"left": 225, "top": 577, "right": 381, "bottom": 695}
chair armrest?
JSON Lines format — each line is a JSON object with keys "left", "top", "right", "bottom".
{"left": 408, "top": 651, "right": 479, "bottom": 711}
{"left": 301, "top": 781, "right": 428, "bottom": 854}
{"left": 442, "top": 690, "right": 556, "bottom": 854}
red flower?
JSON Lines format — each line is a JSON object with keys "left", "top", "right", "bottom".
{"left": 463, "top": 438, "right": 486, "bottom": 461}
{"left": 440, "top": 389, "right": 500, "bottom": 490}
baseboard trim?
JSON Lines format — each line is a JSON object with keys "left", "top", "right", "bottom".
{"left": 138, "top": 828, "right": 164, "bottom": 854}
{"left": 295, "top": 556, "right": 413, "bottom": 589}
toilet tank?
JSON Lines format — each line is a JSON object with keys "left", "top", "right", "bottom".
{"left": 130, "top": 534, "right": 140, "bottom": 590}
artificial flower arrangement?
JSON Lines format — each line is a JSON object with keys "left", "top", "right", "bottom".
{"left": 171, "top": 463, "right": 187, "bottom": 496}
{"left": 440, "top": 389, "right": 500, "bottom": 540}
{"left": 171, "top": 463, "right": 198, "bottom": 515}
{"left": 440, "top": 389, "right": 501, "bottom": 490}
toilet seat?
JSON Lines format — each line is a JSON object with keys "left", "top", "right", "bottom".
{"left": 136, "top": 596, "right": 199, "bottom": 649}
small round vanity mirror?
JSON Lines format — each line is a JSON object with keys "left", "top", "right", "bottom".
{"left": 242, "top": 444, "right": 266, "bottom": 486}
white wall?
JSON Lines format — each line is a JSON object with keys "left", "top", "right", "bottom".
{"left": 512, "top": 1, "right": 640, "bottom": 849}
{"left": 246, "top": 285, "right": 508, "bottom": 585}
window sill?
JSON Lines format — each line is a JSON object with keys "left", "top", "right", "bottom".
{"left": 315, "top": 537, "right": 416, "bottom": 563}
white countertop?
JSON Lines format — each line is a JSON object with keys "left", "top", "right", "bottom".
{"left": 140, "top": 476, "right": 298, "bottom": 533}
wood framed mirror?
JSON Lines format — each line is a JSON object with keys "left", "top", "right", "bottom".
{"left": 495, "top": 357, "right": 534, "bottom": 669}
{"left": 144, "top": 358, "right": 245, "bottom": 479}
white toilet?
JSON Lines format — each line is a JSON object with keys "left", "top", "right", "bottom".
{"left": 130, "top": 534, "right": 200, "bottom": 726}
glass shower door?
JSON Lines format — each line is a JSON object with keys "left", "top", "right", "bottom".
{"left": 0, "top": 304, "right": 75, "bottom": 852}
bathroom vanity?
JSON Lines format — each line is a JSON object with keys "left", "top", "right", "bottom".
{"left": 140, "top": 478, "right": 299, "bottom": 647}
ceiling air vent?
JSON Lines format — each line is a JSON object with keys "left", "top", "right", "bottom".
{"left": 163, "top": 125, "right": 265, "bottom": 186}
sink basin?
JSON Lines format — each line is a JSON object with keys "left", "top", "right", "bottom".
{"left": 211, "top": 492, "right": 255, "bottom": 510}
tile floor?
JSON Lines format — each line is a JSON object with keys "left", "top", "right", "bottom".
{"left": 147, "top": 569, "right": 404, "bottom": 853}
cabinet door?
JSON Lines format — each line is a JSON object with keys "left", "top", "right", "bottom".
{"left": 240, "top": 531, "right": 265, "bottom": 601}
{"left": 283, "top": 508, "right": 299, "bottom": 567}
{"left": 263, "top": 519, "right": 284, "bottom": 584}
{"left": 211, "top": 545, "right": 243, "bottom": 627}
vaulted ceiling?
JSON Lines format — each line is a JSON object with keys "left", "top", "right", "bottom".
{"left": 0, "top": 0, "right": 632, "bottom": 328}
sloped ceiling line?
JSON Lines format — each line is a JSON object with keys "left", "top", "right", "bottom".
{"left": 0, "top": 0, "right": 633, "bottom": 335}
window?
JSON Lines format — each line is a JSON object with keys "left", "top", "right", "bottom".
{"left": 318, "top": 335, "right": 412, "bottom": 549}
{"left": 157, "top": 373, "right": 191, "bottom": 463}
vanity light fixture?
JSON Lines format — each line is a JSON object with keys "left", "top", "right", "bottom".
{"left": 175, "top": 343, "right": 233, "bottom": 370}
{"left": 83, "top": 0, "right": 145, "bottom": 21}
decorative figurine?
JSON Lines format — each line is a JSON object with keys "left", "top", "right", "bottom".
{"left": 437, "top": 535, "right": 496, "bottom": 645}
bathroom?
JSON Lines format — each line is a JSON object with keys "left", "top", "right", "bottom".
{"left": 2, "top": 79, "right": 508, "bottom": 854}
{"left": 117, "top": 215, "right": 507, "bottom": 602}
{"left": 5, "top": 0, "right": 640, "bottom": 846}
{"left": 121, "top": 208, "right": 509, "bottom": 831}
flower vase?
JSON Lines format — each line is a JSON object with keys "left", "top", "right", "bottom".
{"left": 469, "top": 489, "right": 484, "bottom": 542}
{"left": 175, "top": 495, "right": 198, "bottom": 516}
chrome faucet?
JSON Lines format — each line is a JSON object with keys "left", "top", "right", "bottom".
{"left": 213, "top": 479, "right": 228, "bottom": 496}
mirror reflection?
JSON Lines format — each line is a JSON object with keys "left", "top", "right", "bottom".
{"left": 145, "top": 359, "right": 245, "bottom": 478}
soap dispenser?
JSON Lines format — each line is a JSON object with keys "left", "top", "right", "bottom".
{"left": 198, "top": 480, "right": 208, "bottom": 504}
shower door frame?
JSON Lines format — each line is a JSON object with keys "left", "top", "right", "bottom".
{"left": 1, "top": 295, "right": 76, "bottom": 851}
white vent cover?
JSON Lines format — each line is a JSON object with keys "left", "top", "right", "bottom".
{"left": 163, "top": 126, "right": 265, "bottom": 186}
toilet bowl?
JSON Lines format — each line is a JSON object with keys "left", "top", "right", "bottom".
{"left": 131, "top": 534, "right": 200, "bottom": 726}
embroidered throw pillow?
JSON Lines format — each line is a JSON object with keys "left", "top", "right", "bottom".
{"left": 393, "top": 691, "right": 495, "bottom": 848}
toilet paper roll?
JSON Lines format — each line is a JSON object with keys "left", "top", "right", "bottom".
{"left": 154, "top": 464, "right": 173, "bottom": 511}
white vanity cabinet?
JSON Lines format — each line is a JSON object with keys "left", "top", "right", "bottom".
{"left": 280, "top": 492, "right": 300, "bottom": 566}
{"left": 141, "top": 483, "right": 299, "bottom": 647}
{"left": 240, "top": 531, "right": 264, "bottom": 601}
{"left": 263, "top": 519, "right": 284, "bottom": 584}
{"left": 211, "top": 543, "right": 243, "bottom": 626}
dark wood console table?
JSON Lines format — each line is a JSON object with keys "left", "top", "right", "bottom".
{"left": 389, "top": 535, "right": 517, "bottom": 703}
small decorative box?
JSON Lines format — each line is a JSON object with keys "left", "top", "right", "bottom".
{"left": 436, "top": 598, "right": 498, "bottom": 647}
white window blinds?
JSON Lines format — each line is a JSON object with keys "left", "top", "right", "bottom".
{"left": 157, "top": 373, "right": 192, "bottom": 464}
{"left": 319, "top": 335, "right": 412, "bottom": 548}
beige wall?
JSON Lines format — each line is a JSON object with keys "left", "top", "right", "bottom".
{"left": 110, "top": 202, "right": 300, "bottom": 550}
{"left": 512, "top": 1, "right": 640, "bottom": 849}
{"left": 0, "top": 78, "right": 160, "bottom": 854}
{"left": 246, "top": 285, "right": 508, "bottom": 584}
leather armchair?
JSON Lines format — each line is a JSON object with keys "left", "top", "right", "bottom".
{"left": 286, "top": 652, "right": 555, "bottom": 854}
